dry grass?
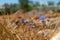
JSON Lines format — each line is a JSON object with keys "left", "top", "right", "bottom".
{"left": 0, "top": 12, "right": 60, "bottom": 40}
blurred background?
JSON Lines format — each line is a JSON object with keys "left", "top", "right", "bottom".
{"left": 0, "top": 0, "right": 60, "bottom": 15}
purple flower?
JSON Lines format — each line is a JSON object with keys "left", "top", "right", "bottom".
{"left": 24, "top": 19, "right": 30, "bottom": 23}
{"left": 40, "top": 14, "right": 46, "bottom": 21}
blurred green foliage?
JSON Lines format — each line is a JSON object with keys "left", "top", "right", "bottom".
{"left": 0, "top": 9, "right": 4, "bottom": 15}
{"left": 19, "top": 0, "right": 32, "bottom": 12}
{"left": 2, "top": 3, "right": 19, "bottom": 15}
{"left": 0, "top": 0, "right": 60, "bottom": 15}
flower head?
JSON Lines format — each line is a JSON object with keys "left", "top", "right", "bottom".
{"left": 24, "top": 19, "right": 30, "bottom": 23}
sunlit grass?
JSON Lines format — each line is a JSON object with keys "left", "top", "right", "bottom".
{"left": 0, "top": 13, "right": 60, "bottom": 40}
